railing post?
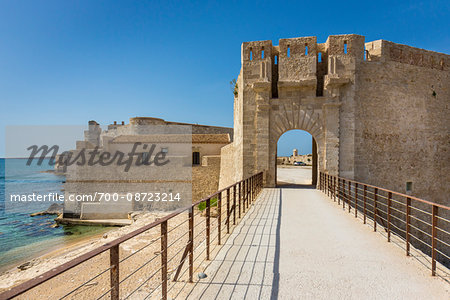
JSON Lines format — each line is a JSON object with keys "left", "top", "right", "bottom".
{"left": 337, "top": 178, "right": 340, "bottom": 205}
{"left": 110, "top": 245, "right": 119, "bottom": 300}
{"left": 333, "top": 176, "right": 336, "bottom": 201}
{"left": 320, "top": 173, "right": 322, "bottom": 191}
{"left": 218, "top": 192, "right": 222, "bottom": 245}
{"left": 233, "top": 184, "right": 236, "bottom": 225}
{"left": 348, "top": 181, "right": 351, "bottom": 213}
{"left": 242, "top": 181, "right": 246, "bottom": 214}
{"left": 329, "top": 175, "right": 332, "bottom": 197}
{"left": 251, "top": 176, "right": 253, "bottom": 203}
{"left": 374, "top": 188, "right": 378, "bottom": 232}
{"left": 239, "top": 181, "right": 242, "bottom": 217}
{"left": 161, "top": 220, "right": 168, "bottom": 300}
{"left": 246, "top": 178, "right": 249, "bottom": 209}
{"left": 328, "top": 174, "right": 330, "bottom": 195}
{"left": 226, "top": 188, "right": 230, "bottom": 234}
{"left": 248, "top": 177, "right": 251, "bottom": 204}
{"left": 431, "top": 205, "right": 438, "bottom": 276}
{"left": 363, "top": 185, "right": 367, "bottom": 224}
{"left": 406, "top": 197, "right": 411, "bottom": 256}
{"left": 206, "top": 198, "right": 210, "bottom": 260}
{"left": 342, "top": 179, "right": 346, "bottom": 210}
{"left": 355, "top": 183, "right": 358, "bottom": 218}
{"left": 188, "top": 207, "right": 194, "bottom": 282}
{"left": 387, "top": 192, "right": 392, "bottom": 242}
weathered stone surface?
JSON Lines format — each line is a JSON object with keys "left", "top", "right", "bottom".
{"left": 219, "top": 34, "right": 449, "bottom": 212}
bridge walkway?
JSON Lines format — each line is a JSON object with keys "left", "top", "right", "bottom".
{"left": 185, "top": 185, "right": 449, "bottom": 299}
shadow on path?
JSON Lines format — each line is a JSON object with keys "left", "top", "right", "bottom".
{"left": 183, "top": 188, "right": 283, "bottom": 299}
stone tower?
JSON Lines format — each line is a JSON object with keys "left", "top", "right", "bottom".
{"left": 219, "top": 34, "right": 449, "bottom": 207}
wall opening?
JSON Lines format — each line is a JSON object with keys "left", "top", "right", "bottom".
{"left": 406, "top": 181, "right": 413, "bottom": 193}
{"left": 276, "top": 130, "right": 314, "bottom": 186}
{"left": 272, "top": 54, "right": 279, "bottom": 98}
{"left": 316, "top": 51, "right": 327, "bottom": 97}
{"left": 192, "top": 152, "right": 200, "bottom": 166}
{"left": 249, "top": 48, "right": 253, "bottom": 61}
{"left": 287, "top": 46, "right": 291, "bottom": 57}
{"left": 305, "top": 44, "right": 308, "bottom": 56}
{"left": 344, "top": 41, "right": 348, "bottom": 54}
{"left": 261, "top": 47, "right": 265, "bottom": 59}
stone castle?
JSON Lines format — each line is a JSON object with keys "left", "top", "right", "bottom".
{"left": 61, "top": 34, "right": 449, "bottom": 221}
{"left": 218, "top": 34, "right": 449, "bottom": 208}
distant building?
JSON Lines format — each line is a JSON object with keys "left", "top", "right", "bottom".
{"left": 277, "top": 149, "right": 312, "bottom": 165}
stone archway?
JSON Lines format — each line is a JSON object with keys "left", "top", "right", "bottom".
{"left": 268, "top": 105, "right": 325, "bottom": 187}
{"left": 218, "top": 36, "right": 349, "bottom": 189}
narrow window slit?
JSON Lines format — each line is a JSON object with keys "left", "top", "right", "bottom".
{"left": 344, "top": 41, "right": 348, "bottom": 54}
{"left": 287, "top": 46, "right": 290, "bottom": 58}
{"left": 305, "top": 44, "right": 308, "bottom": 56}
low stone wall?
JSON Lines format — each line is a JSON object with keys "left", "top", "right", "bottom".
{"left": 218, "top": 143, "right": 236, "bottom": 190}
{"left": 192, "top": 155, "right": 221, "bottom": 202}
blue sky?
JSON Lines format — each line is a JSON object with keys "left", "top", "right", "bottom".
{"left": 0, "top": 0, "right": 449, "bottom": 157}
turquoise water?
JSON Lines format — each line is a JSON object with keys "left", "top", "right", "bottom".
{"left": 0, "top": 158, "right": 110, "bottom": 272}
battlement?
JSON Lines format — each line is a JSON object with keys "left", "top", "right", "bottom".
{"left": 365, "top": 40, "right": 449, "bottom": 70}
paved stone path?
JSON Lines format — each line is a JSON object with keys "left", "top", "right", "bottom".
{"left": 185, "top": 185, "right": 449, "bottom": 299}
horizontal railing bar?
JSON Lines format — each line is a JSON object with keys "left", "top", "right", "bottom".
{"left": 59, "top": 265, "right": 113, "bottom": 299}
{"left": 408, "top": 232, "right": 432, "bottom": 249}
{"left": 120, "top": 236, "right": 162, "bottom": 263}
{"left": 436, "top": 226, "right": 450, "bottom": 236}
{"left": 409, "top": 205, "right": 432, "bottom": 216}
{"left": 435, "top": 249, "right": 450, "bottom": 261}
{"left": 408, "top": 223, "right": 432, "bottom": 238}
{"left": 389, "top": 206, "right": 406, "bottom": 215}
{"left": 409, "top": 214, "right": 432, "bottom": 227}
{"left": 389, "top": 213, "right": 406, "bottom": 225}
{"left": 330, "top": 174, "right": 450, "bottom": 210}
{"left": 435, "top": 237, "right": 450, "bottom": 248}
{"left": 166, "top": 231, "right": 189, "bottom": 250}
{"left": 142, "top": 281, "right": 163, "bottom": 300}
{"left": 436, "top": 215, "right": 450, "bottom": 223}
{"left": 167, "top": 217, "right": 190, "bottom": 234}
{"left": 119, "top": 251, "right": 161, "bottom": 285}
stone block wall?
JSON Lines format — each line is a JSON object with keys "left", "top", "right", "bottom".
{"left": 192, "top": 155, "right": 222, "bottom": 201}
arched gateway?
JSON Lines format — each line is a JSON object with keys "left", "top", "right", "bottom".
{"left": 220, "top": 35, "right": 355, "bottom": 187}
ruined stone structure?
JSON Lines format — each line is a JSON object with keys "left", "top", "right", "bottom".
{"left": 220, "top": 34, "right": 449, "bottom": 207}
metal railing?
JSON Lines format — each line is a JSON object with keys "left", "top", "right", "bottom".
{"left": 319, "top": 172, "right": 450, "bottom": 277}
{"left": 0, "top": 172, "right": 264, "bottom": 300}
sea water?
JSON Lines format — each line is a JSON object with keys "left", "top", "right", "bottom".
{"left": 0, "top": 158, "right": 110, "bottom": 273}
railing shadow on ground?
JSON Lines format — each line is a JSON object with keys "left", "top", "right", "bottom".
{"left": 276, "top": 181, "right": 316, "bottom": 189}
{"left": 182, "top": 188, "right": 283, "bottom": 300}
